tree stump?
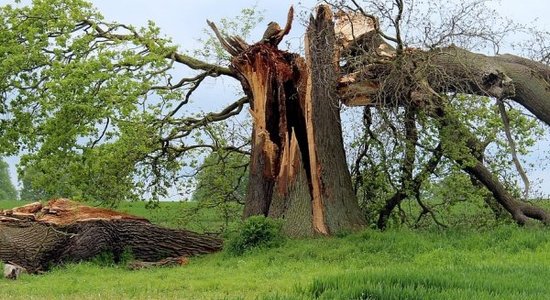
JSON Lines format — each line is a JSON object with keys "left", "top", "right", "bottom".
{"left": 208, "top": 5, "right": 366, "bottom": 237}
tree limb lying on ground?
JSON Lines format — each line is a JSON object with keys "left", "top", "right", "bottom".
{"left": 0, "top": 199, "right": 222, "bottom": 273}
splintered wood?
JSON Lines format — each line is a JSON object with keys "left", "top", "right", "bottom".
{"left": 0, "top": 198, "right": 149, "bottom": 226}
{"left": 210, "top": 5, "right": 366, "bottom": 236}
{"left": 334, "top": 10, "right": 376, "bottom": 49}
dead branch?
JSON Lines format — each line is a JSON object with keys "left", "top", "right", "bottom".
{"left": 497, "top": 99, "right": 530, "bottom": 200}
{"left": 272, "top": 6, "right": 294, "bottom": 46}
{"left": 206, "top": 20, "right": 249, "bottom": 56}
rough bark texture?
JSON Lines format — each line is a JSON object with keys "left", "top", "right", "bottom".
{"left": 0, "top": 199, "right": 222, "bottom": 273}
{"left": 339, "top": 39, "right": 550, "bottom": 127}
{"left": 305, "top": 6, "right": 366, "bottom": 233}
{"left": 211, "top": 6, "right": 365, "bottom": 236}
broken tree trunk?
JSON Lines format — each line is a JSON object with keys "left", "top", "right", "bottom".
{"left": 337, "top": 27, "right": 550, "bottom": 126}
{"left": 208, "top": 5, "right": 365, "bottom": 236}
{"left": 0, "top": 199, "right": 222, "bottom": 273}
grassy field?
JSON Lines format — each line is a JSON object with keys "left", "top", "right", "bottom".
{"left": 1, "top": 200, "right": 550, "bottom": 299}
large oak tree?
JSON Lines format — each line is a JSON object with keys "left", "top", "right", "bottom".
{"left": 0, "top": 0, "right": 548, "bottom": 237}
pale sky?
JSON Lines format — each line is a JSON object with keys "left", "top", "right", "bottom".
{"left": 1, "top": 0, "right": 549, "bottom": 197}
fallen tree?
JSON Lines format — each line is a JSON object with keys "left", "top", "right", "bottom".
{"left": 329, "top": 3, "right": 550, "bottom": 227}
{"left": 1, "top": 0, "right": 548, "bottom": 235}
{"left": 0, "top": 199, "right": 222, "bottom": 273}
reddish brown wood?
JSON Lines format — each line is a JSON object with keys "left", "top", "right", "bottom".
{"left": 221, "top": 6, "right": 366, "bottom": 236}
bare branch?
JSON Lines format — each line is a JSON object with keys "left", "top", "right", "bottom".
{"left": 497, "top": 99, "right": 530, "bottom": 200}
{"left": 90, "top": 117, "right": 110, "bottom": 149}
{"left": 83, "top": 19, "right": 234, "bottom": 77}
{"left": 206, "top": 20, "right": 249, "bottom": 56}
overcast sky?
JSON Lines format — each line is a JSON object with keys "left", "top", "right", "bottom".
{"left": 1, "top": 0, "right": 549, "bottom": 197}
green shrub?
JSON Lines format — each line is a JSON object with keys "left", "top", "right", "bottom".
{"left": 226, "top": 216, "right": 285, "bottom": 256}
{"left": 90, "top": 247, "right": 134, "bottom": 267}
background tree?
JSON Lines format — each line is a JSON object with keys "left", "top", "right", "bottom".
{"left": 186, "top": 144, "right": 249, "bottom": 232}
{"left": 0, "top": 159, "right": 17, "bottom": 200}
{"left": 18, "top": 165, "right": 48, "bottom": 201}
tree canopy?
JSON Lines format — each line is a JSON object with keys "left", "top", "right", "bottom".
{"left": 0, "top": 0, "right": 251, "bottom": 202}
{"left": 0, "top": 159, "right": 17, "bottom": 200}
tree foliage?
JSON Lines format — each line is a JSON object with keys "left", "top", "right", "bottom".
{"left": 185, "top": 145, "right": 249, "bottom": 232}
{"left": 0, "top": 159, "right": 17, "bottom": 200}
{"left": 0, "top": 0, "right": 254, "bottom": 203}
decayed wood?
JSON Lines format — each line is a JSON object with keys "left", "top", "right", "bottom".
{"left": 127, "top": 256, "right": 189, "bottom": 270}
{"left": 0, "top": 199, "right": 222, "bottom": 273}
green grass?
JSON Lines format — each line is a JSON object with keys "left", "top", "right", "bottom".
{"left": 0, "top": 200, "right": 32, "bottom": 210}
{"left": 1, "top": 201, "right": 550, "bottom": 299}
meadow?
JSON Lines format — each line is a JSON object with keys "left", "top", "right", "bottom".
{"left": 1, "top": 200, "right": 550, "bottom": 299}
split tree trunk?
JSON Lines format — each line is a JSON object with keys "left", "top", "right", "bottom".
{"left": 212, "top": 6, "right": 365, "bottom": 236}
{"left": 0, "top": 199, "right": 222, "bottom": 273}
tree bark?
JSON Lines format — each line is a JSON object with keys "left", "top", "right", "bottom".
{"left": 462, "top": 160, "right": 549, "bottom": 225}
{"left": 211, "top": 6, "right": 366, "bottom": 236}
{"left": 339, "top": 42, "right": 550, "bottom": 126}
{"left": 0, "top": 199, "right": 222, "bottom": 273}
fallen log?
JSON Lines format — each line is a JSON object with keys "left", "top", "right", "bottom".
{"left": 0, "top": 199, "right": 222, "bottom": 273}
{"left": 127, "top": 256, "right": 189, "bottom": 271}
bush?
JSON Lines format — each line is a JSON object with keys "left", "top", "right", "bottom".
{"left": 226, "top": 216, "right": 285, "bottom": 256}
{"left": 90, "top": 247, "right": 134, "bottom": 267}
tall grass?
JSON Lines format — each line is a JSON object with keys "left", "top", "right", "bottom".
{"left": 1, "top": 201, "right": 550, "bottom": 299}
{"left": 0, "top": 200, "right": 31, "bottom": 210}
{"left": 1, "top": 225, "right": 549, "bottom": 299}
